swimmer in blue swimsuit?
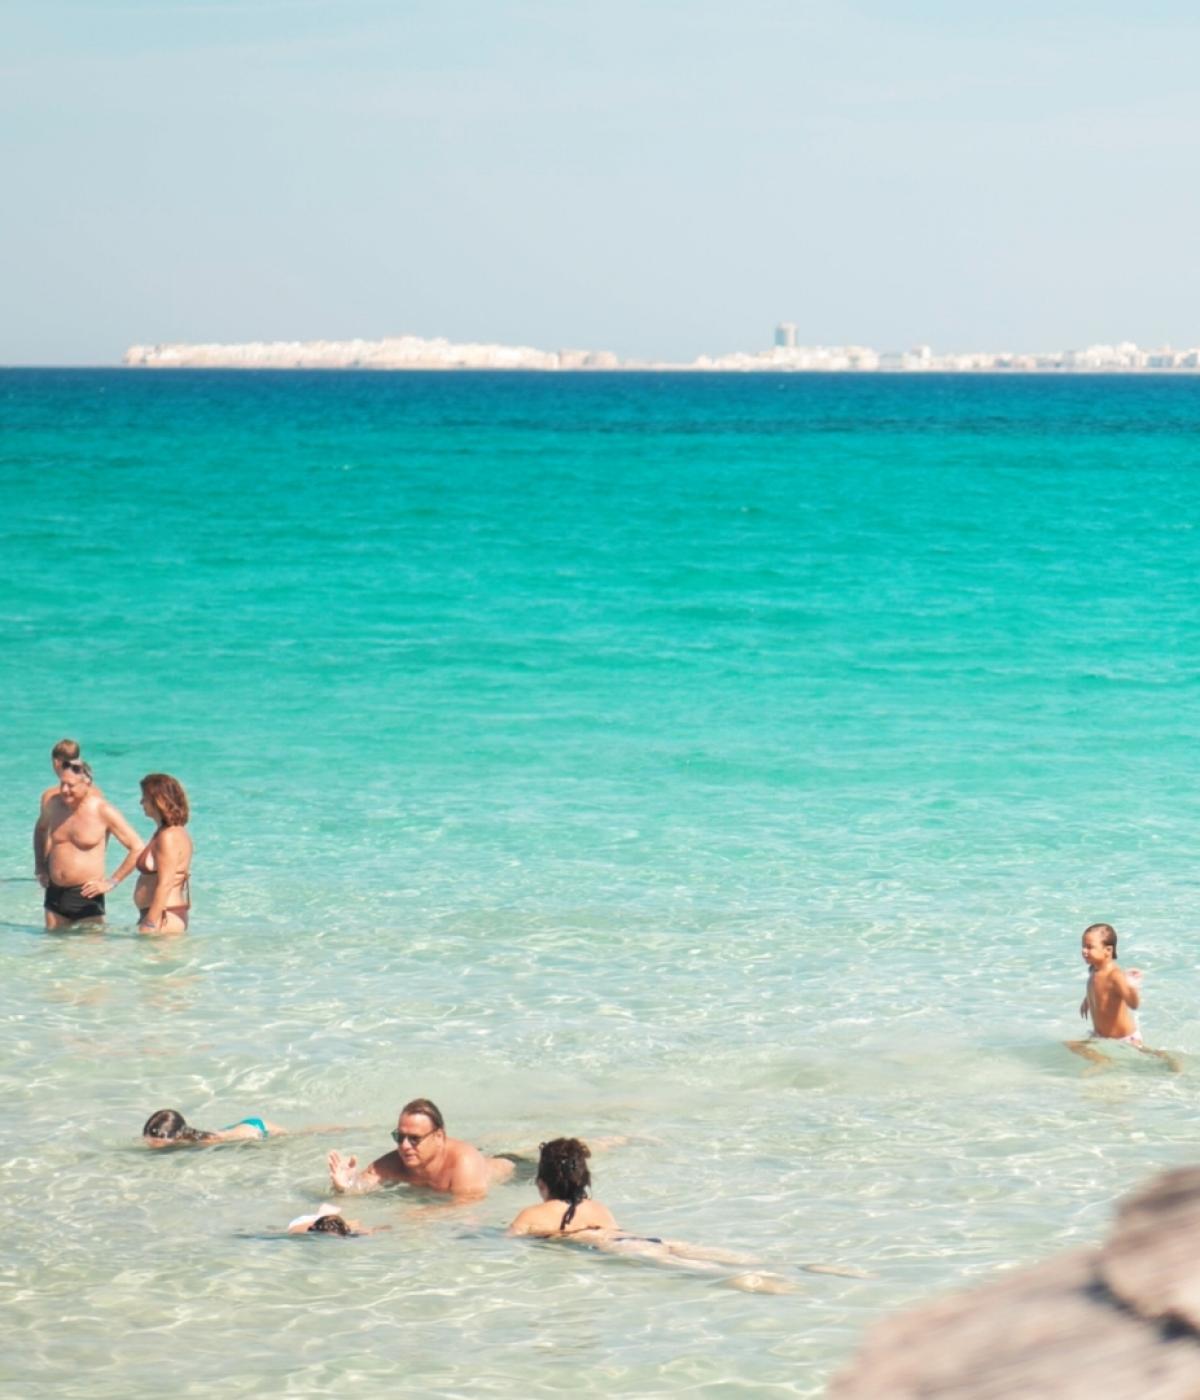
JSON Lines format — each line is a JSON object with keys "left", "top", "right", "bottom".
{"left": 141, "top": 1108, "right": 286, "bottom": 1147}
{"left": 225, "top": 1116, "right": 269, "bottom": 1138}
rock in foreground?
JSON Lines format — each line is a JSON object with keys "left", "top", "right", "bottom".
{"left": 831, "top": 1168, "right": 1200, "bottom": 1399}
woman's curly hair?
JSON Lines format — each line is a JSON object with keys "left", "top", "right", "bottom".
{"left": 140, "top": 773, "right": 190, "bottom": 827}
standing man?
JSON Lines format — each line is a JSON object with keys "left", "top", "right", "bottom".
{"left": 37, "top": 760, "right": 142, "bottom": 927}
{"left": 32, "top": 739, "right": 102, "bottom": 883}
{"left": 328, "top": 1098, "right": 515, "bottom": 1199}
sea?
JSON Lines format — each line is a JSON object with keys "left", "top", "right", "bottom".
{"left": 2, "top": 368, "right": 1199, "bottom": 1397}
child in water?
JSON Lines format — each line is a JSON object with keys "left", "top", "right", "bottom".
{"left": 1067, "top": 923, "right": 1179, "bottom": 1071}
{"left": 142, "top": 1108, "right": 286, "bottom": 1145}
{"left": 286, "top": 1204, "right": 382, "bottom": 1236}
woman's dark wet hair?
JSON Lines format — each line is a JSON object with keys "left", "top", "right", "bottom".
{"left": 142, "top": 1108, "right": 214, "bottom": 1143}
{"left": 310, "top": 1214, "right": 351, "bottom": 1236}
{"left": 537, "top": 1138, "right": 592, "bottom": 1229}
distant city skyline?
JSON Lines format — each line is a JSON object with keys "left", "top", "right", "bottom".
{"left": 123, "top": 329, "right": 1200, "bottom": 373}
{"left": 3, "top": 1, "right": 1199, "bottom": 365}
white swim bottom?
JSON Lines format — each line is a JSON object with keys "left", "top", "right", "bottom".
{"left": 1088, "top": 1030, "right": 1143, "bottom": 1047}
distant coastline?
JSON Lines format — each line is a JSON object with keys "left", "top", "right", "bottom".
{"left": 122, "top": 333, "right": 1200, "bottom": 373}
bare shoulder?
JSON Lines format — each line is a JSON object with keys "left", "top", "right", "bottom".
{"left": 507, "top": 1206, "right": 536, "bottom": 1235}
{"left": 508, "top": 1202, "right": 553, "bottom": 1236}
{"left": 157, "top": 826, "right": 191, "bottom": 854}
{"left": 583, "top": 1200, "right": 618, "bottom": 1230}
{"left": 449, "top": 1136, "right": 489, "bottom": 1169}
{"left": 447, "top": 1138, "right": 492, "bottom": 1194}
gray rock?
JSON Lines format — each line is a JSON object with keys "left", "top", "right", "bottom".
{"left": 831, "top": 1168, "right": 1200, "bottom": 1399}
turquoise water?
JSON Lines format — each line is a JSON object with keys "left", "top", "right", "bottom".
{"left": 3, "top": 369, "right": 1200, "bottom": 1396}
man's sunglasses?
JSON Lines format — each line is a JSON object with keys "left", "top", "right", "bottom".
{"left": 392, "top": 1128, "right": 436, "bottom": 1147}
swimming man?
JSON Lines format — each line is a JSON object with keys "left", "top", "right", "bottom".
{"left": 328, "top": 1098, "right": 515, "bottom": 1200}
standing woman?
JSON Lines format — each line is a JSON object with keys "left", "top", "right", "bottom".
{"left": 134, "top": 773, "right": 193, "bottom": 933}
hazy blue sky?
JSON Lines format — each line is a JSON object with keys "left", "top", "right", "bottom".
{"left": 3, "top": 0, "right": 1198, "bottom": 363}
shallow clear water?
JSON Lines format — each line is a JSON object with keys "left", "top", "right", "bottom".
{"left": 3, "top": 370, "right": 1200, "bottom": 1396}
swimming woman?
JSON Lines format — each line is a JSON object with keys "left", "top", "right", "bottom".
{"left": 142, "top": 1108, "right": 286, "bottom": 1146}
{"left": 508, "top": 1138, "right": 856, "bottom": 1292}
{"left": 133, "top": 773, "right": 193, "bottom": 933}
{"left": 507, "top": 1138, "right": 618, "bottom": 1236}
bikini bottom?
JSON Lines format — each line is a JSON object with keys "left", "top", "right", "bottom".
{"left": 223, "top": 1117, "right": 268, "bottom": 1138}
{"left": 138, "top": 906, "right": 190, "bottom": 928}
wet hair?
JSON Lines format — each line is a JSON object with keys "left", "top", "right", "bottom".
{"left": 537, "top": 1138, "right": 592, "bottom": 1230}
{"left": 141, "top": 773, "right": 190, "bottom": 827}
{"left": 310, "top": 1214, "right": 351, "bottom": 1236}
{"left": 1084, "top": 923, "right": 1118, "bottom": 957}
{"left": 51, "top": 739, "right": 80, "bottom": 763}
{"left": 399, "top": 1098, "right": 445, "bottom": 1131}
{"left": 142, "top": 1108, "right": 215, "bottom": 1143}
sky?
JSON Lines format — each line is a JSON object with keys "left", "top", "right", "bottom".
{"left": 3, "top": 0, "right": 1199, "bottom": 364}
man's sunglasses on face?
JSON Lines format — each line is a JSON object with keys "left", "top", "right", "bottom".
{"left": 392, "top": 1129, "right": 435, "bottom": 1147}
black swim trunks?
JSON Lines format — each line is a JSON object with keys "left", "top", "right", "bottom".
{"left": 44, "top": 881, "right": 105, "bottom": 921}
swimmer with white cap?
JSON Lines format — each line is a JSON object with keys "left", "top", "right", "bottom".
{"left": 287, "top": 1204, "right": 382, "bottom": 1236}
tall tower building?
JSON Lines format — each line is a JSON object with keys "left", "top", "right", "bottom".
{"left": 774, "top": 323, "right": 798, "bottom": 349}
